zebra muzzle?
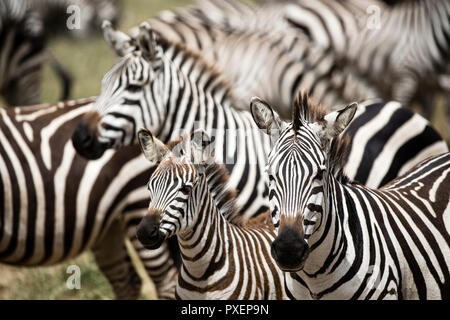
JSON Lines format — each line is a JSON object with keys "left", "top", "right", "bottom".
{"left": 271, "top": 226, "right": 310, "bottom": 272}
{"left": 136, "top": 213, "right": 166, "bottom": 250}
{"left": 72, "top": 112, "right": 109, "bottom": 160}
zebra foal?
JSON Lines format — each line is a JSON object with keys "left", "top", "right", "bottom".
{"left": 135, "top": 129, "right": 286, "bottom": 300}
{"left": 251, "top": 92, "right": 450, "bottom": 299}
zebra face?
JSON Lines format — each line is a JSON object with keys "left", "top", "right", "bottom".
{"left": 136, "top": 129, "right": 207, "bottom": 249}
{"left": 251, "top": 93, "right": 357, "bottom": 271}
{"left": 72, "top": 22, "right": 165, "bottom": 160}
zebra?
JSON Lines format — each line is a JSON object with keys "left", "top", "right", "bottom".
{"left": 346, "top": 0, "right": 450, "bottom": 110}
{"left": 0, "top": 97, "right": 178, "bottom": 299}
{"left": 145, "top": 5, "right": 380, "bottom": 119}
{"left": 250, "top": 91, "right": 450, "bottom": 299}
{"left": 71, "top": 21, "right": 448, "bottom": 219}
{"left": 135, "top": 128, "right": 287, "bottom": 300}
{"left": 0, "top": 0, "right": 72, "bottom": 106}
{"left": 193, "top": 0, "right": 450, "bottom": 111}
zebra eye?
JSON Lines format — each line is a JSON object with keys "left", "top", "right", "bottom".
{"left": 179, "top": 185, "right": 192, "bottom": 194}
{"left": 315, "top": 170, "right": 324, "bottom": 180}
{"left": 126, "top": 84, "right": 141, "bottom": 92}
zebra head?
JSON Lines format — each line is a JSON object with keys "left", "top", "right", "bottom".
{"left": 251, "top": 92, "right": 357, "bottom": 272}
{"left": 72, "top": 21, "right": 166, "bottom": 160}
{"left": 135, "top": 128, "right": 212, "bottom": 250}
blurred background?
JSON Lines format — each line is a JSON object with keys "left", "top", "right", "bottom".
{"left": 0, "top": 0, "right": 193, "bottom": 300}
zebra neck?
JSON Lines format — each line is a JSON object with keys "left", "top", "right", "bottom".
{"left": 298, "top": 174, "right": 362, "bottom": 290}
{"left": 157, "top": 45, "right": 237, "bottom": 143}
{"left": 177, "top": 178, "right": 229, "bottom": 281}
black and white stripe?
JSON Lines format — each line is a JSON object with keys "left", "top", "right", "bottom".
{"left": 0, "top": 97, "right": 178, "bottom": 299}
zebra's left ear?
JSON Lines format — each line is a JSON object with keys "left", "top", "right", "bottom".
{"left": 316, "top": 102, "right": 358, "bottom": 145}
{"left": 137, "top": 22, "right": 160, "bottom": 62}
{"left": 138, "top": 128, "right": 170, "bottom": 165}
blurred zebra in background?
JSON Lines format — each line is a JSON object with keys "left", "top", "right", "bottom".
{"left": 0, "top": 0, "right": 121, "bottom": 106}
{"left": 30, "top": 0, "right": 121, "bottom": 38}
{"left": 0, "top": 97, "right": 178, "bottom": 299}
{"left": 346, "top": 0, "right": 450, "bottom": 112}
{"left": 146, "top": 6, "right": 379, "bottom": 119}
{"left": 190, "top": 0, "right": 449, "bottom": 116}
{"left": 72, "top": 22, "right": 448, "bottom": 220}
{"left": 136, "top": 130, "right": 287, "bottom": 299}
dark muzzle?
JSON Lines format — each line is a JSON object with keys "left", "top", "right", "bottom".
{"left": 271, "top": 226, "right": 309, "bottom": 272}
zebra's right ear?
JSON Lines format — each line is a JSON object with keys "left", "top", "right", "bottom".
{"left": 250, "top": 97, "right": 283, "bottom": 136}
{"left": 102, "top": 20, "right": 134, "bottom": 57}
{"left": 138, "top": 128, "right": 170, "bottom": 165}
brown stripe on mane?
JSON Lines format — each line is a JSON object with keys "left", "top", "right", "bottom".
{"left": 292, "top": 90, "right": 327, "bottom": 128}
{"left": 329, "top": 134, "right": 351, "bottom": 178}
{"left": 164, "top": 134, "right": 244, "bottom": 226}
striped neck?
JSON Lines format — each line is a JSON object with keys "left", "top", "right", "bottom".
{"left": 293, "top": 171, "right": 365, "bottom": 298}
{"left": 176, "top": 174, "right": 230, "bottom": 283}
{"left": 155, "top": 40, "right": 237, "bottom": 143}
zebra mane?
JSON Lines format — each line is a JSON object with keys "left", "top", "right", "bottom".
{"left": 165, "top": 135, "right": 243, "bottom": 226}
{"left": 293, "top": 91, "right": 350, "bottom": 180}
{"left": 203, "top": 162, "right": 243, "bottom": 226}
{"left": 292, "top": 90, "right": 327, "bottom": 130}
{"left": 150, "top": 32, "right": 240, "bottom": 106}
{"left": 328, "top": 134, "right": 351, "bottom": 181}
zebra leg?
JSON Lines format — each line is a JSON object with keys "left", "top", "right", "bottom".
{"left": 123, "top": 214, "right": 178, "bottom": 300}
{"left": 91, "top": 218, "right": 142, "bottom": 300}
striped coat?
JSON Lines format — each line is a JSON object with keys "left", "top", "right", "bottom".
{"left": 0, "top": 98, "right": 177, "bottom": 299}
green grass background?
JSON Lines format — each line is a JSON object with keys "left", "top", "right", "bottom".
{"left": 0, "top": 0, "right": 192, "bottom": 300}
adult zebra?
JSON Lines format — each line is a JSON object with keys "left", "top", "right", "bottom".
{"left": 72, "top": 22, "right": 448, "bottom": 219}
{"left": 135, "top": 129, "right": 286, "bottom": 299}
{"left": 0, "top": 97, "right": 178, "bottom": 299}
{"left": 0, "top": 0, "right": 71, "bottom": 106}
{"left": 251, "top": 92, "right": 450, "bottom": 299}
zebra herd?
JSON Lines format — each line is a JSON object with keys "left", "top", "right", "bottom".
{"left": 0, "top": 0, "right": 449, "bottom": 300}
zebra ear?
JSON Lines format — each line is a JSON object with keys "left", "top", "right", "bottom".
{"left": 102, "top": 20, "right": 133, "bottom": 57}
{"left": 319, "top": 102, "right": 358, "bottom": 143}
{"left": 250, "top": 97, "right": 283, "bottom": 136}
{"left": 138, "top": 128, "right": 170, "bottom": 165}
{"left": 190, "top": 130, "right": 212, "bottom": 168}
{"left": 137, "top": 22, "right": 159, "bottom": 62}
